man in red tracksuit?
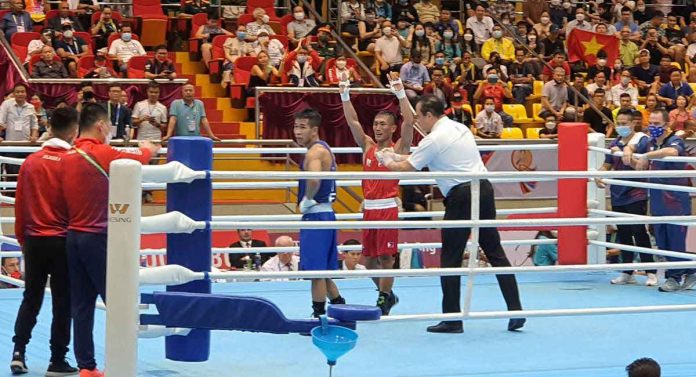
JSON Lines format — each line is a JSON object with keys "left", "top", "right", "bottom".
{"left": 11, "top": 107, "right": 80, "bottom": 376}
{"left": 61, "top": 103, "right": 158, "bottom": 377}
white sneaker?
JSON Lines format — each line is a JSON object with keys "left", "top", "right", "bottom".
{"left": 645, "top": 273, "right": 658, "bottom": 287}
{"left": 611, "top": 273, "right": 637, "bottom": 285}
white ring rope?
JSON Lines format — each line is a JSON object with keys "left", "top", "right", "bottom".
{"left": 590, "top": 146, "right": 696, "bottom": 163}
{"left": 589, "top": 209, "right": 693, "bottom": 227}
{"left": 589, "top": 240, "right": 696, "bottom": 260}
{"left": 599, "top": 178, "right": 696, "bottom": 194}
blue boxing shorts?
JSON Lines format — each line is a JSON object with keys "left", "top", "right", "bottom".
{"left": 299, "top": 211, "right": 339, "bottom": 271}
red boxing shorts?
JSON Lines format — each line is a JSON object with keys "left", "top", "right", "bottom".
{"left": 362, "top": 198, "right": 399, "bottom": 258}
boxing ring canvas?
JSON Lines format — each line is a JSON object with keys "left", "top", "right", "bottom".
{"left": 1, "top": 273, "right": 695, "bottom": 377}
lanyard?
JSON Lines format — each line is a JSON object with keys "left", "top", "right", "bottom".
{"left": 75, "top": 147, "right": 108, "bottom": 178}
{"left": 108, "top": 103, "right": 121, "bottom": 128}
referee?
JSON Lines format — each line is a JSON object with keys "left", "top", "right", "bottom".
{"left": 379, "top": 95, "right": 525, "bottom": 333}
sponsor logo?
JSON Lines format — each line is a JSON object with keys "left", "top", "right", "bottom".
{"left": 109, "top": 203, "right": 132, "bottom": 223}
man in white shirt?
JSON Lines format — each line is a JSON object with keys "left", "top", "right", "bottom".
{"left": 0, "top": 84, "right": 38, "bottom": 143}
{"left": 132, "top": 82, "right": 167, "bottom": 140}
{"left": 374, "top": 20, "right": 409, "bottom": 84}
{"left": 377, "top": 94, "right": 524, "bottom": 334}
{"left": 260, "top": 236, "right": 300, "bottom": 279}
{"left": 341, "top": 250, "right": 366, "bottom": 271}
{"left": 610, "top": 70, "right": 639, "bottom": 107}
{"left": 25, "top": 29, "right": 52, "bottom": 64}
{"left": 564, "top": 7, "right": 593, "bottom": 39}
{"left": 107, "top": 24, "right": 145, "bottom": 77}
{"left": 465, "top": 5, "right": 493, "bottom": 45}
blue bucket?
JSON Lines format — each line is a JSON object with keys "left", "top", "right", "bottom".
{"left": 311, "top": 316, "right": 358, "bottom": 366}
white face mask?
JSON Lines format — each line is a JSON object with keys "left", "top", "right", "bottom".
{"left": 415, "top": 29, "right": 425, "bottom": 37}
{"left": 576, "top": 13, "right": 585, "bottom": 22}
{"left": 336, "top": 60, "right": 347, "bottom": 69}
{"left": 528, "top": 35, "right": 537, "bottom": 41}
{"left": 637, "top": 5, "right": 645, "bottom": 11}
{"left": 383, "top": 27, "right": 392, "bottom": 36}
{"left": 551, "top": 0, "right": 561, "bottom": 5}
{"left": 485, "top": 104, "right": 495, "bottom": 113}
{"left": 294, "top": 12, "right": 304, "bottom": 21}
{"left": 463, "top": 33, "right": 473, "bottom": 41}
{"left": 621, "top": 76, "right": 630, "bottom": 85}
{"left": 262, "top": 14, "right": 270, "bottom": 23}
{"left": 258, "top": 36, "right": 269, "bottom": 43}
{"left": 598, "top": 59, "right": 606, "bottom": 66}
{"left": 545, "top": 121, "right": 556, "bottom": 130}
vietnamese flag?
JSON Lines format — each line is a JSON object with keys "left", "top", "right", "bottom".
{"left": 567, "top": 29, "right": 619, "bottom": 67}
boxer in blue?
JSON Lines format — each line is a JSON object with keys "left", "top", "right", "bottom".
{"left": 293, "top": 108, "right": 345, "bottom": 317}
{"left": 632, "top": 109, "right": 696, "bottom": 292}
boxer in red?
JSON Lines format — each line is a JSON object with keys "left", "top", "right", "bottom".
{"left": 340, "top": 75, "right": 414, "bottom": 315}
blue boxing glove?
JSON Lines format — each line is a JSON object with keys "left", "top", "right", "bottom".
{"left": 299, "top": 196, "right": 318, "bottom": 213}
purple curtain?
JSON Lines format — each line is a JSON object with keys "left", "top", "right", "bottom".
{"left": 259, "top": 92, "right": 411, "bottom": 164}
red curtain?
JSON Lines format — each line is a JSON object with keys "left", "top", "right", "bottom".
{"left": 260, "top": 91, "right": 415, "bottom": 164}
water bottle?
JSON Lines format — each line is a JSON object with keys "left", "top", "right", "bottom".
{"left": 254, "top": 253, "right": 262, "bottom": 271}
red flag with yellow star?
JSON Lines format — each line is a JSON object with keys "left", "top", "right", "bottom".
{"left": 567, "top": 29, "right": 619, "bottom": 66}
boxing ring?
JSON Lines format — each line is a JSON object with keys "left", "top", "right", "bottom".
{"left": 1, "top": 127, "right": 696, "bottom": 376}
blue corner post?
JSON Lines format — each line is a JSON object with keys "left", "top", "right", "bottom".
{"left": 165, "top": 136, "right": 213, "bottom": 362}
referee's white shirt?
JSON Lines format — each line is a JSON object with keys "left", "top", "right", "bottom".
{"left": 408, "top": 116, "right": 487, "bottom": 196}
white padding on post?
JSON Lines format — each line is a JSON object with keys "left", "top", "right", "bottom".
{"left": 140, "top": 211, "right": 204, "bottom": 234}
{"left": 105, "top": 160, "right": 142, "bottom": 377}
{"left": 142, "top": 161, "right": 206, "bottom": 184}
{"left": 138, "top": 325, "right": 192, "bottom": 339}
{"left": 139, "top": 264, "right": 202, "bottom": 286}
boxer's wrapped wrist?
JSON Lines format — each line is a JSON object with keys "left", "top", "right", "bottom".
{"left": 389, "top": 78, "right": 407, "bottom": 99}
{"left": 339, "top": 81, "right": 351, "bottom": 102}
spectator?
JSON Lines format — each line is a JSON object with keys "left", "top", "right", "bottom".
{"left": 0, "top": 257, "right": 22, "bottom": 288}
{"left": 669, "top": 95, "right": 692, "bottom": 131}
{"left": 228, "top": 229, "right": 269, "bottom": 270}
{"left": 287, "top": 6, "right": 316, "bottom": 46}
{"left": 90, "top": 6, "right": 120, "bottom": 51}
{"left": 107, "top": 24, "right": 145, "bottom": 77}
{"left": 221, "top": 26, "right": 255, "bottom": 85}
{"left": 633, "top": 0, "right": 653, "bottom": 25}
{"left": 525, "top": 30, "right": 545, "bottom": 63}
{"left": 453, "top": 51, "right": 481, "bottom": 106}
{"left": 340, "top": 0, "right": 364, "bottom": 35}
{"left": 473, "top": 97, "right": 503, "bottom": 139}
{"left": 371, "top": 0, "right": 392, "bottom": 22}
{"left": 612, "top": 93, "right": 636, "bottom": 121}
{"left": 48, "top": 1, "right": 83, "bottom": 31}
{"left": 640, "top": 94, "right": 661, "bottom": 127}
{"left": 247, "top": 51, "right": 281, "bottom": 95}
{"left": 75, "top": 84, "right": 98, "bottom": 112}
{"left": 529, "top": 231, "right": 557, "bottom": 265}
{"left": 1, "top": 0, "right": 32, "bottom": 41}
{"left": 24, "top": 28, "right": 53, "bottom": 65}
{"left": 481, "top": 24, "right": 514, "bottom": 62}
{"left": 445, "top": 91, "right": 473, "bottom": 126}
{"left": 145, "top": 45, "right": 176, "bottom": 80}
{"left": 391, "top": 0, "right": 418, "bottom": 25}
{"left": 182, "top": 0, "right": 210, "bottom": 16}
{"left": 539, "top": 113, "right": 559, "bottom": 139}
{"left": 70, "top": 0, "right": 100, "bottom": 31}
{"left": 533, "top": 11, "right": 553, "bottom": 39}
{"left": 314, "top": 26, "right": 338, "bottom": 62}
{"left": 287, "top": 47, "right": 320, "bottom": 87}
{"left": 587, "top": 51, "right": 612, "bottom": 82}
{"left": 655, "top": 55, "right": 675, "bottom": 87}
{"left": 164, "top": 84, "right": 220, "bottom": 141}
{"left": 567, "top": 72, "right": 589, "bottom": 110}
{"left": 615, "top": 7, "right": 639, "bottom": 38}
{"left": 540, "top": 66, "right": 569, "bottom": 121}
{"left": 619, "top": 26, "right": 639, "bottom": 68}
{"left": 401, "top": 185, "right": 429, "bottom": 215}
{"left": 102, "top": 84, "right": 131, "bottom": 140}
{"left": 26, "top": 0, "right": 47, "bottom": 24}
{"left": 594, "top": 22, "right": 616, "bottom": 37}
{"left": 413, "top": 0, "right": 439, "bottom": 24}
{"left": 548, "top": 0, "right": 565, "bottom": 27}
{"left": 564, "top": 7, "right": 592, "bottom": 39}
{"left": 0, "top": 84, "right": 38, "bottom": 185}
{"left": 195, "top": 15, "right": 234, "bottom": 68}
{"left": 626, "top": 357, "right": 660, "bottom": 377}
{"left": 509, "top": 48, "right": 535, "bottom": 105}
{"left": 132, "top": 82, "right": 167, "bottom": 141}
{"left": 246, "top": 8, "right": 275, "bottom": 41}
{"left": 375, "top": 20, "right": 408, "bottom": 84}
{"left": 327, "top": 56, "right": 361, "bottom": 86}
{"left": 254, "top": 30, "right": 285, "bottom": 68}
{"left": 31, "top": 95, "right": 48, "bottom": 137}
{"left": 83, "top": 55, "right": 116, "bottom": 78}
{"left": 430, "top": 50, "right": 452, "bottom": 80}
{"left": 55, "top": 25, "right": 89, "bottom": 77}
{"left": 611, "top": 70, "right": 639, "bottom": 107}
{"left": 473, "top": 67, "right": 514, "bottom": 127}
{"left": 586, "top": 71, "right": 613, "bottom": 105}
{"left": 341, "top": 243, "right": 366, "bottom": 271}
{"left": 583, "top": 89, "right": 614, "bottom": 136}
{"left": 541, "top": 50, "right": 570, "bottom": 82}
{"left": 630, "top": 49, "right": 659, "bottom": 96}
{"left": 31, "top": 46, "right": 68, "bottom": 79}
{"left": 656, "top": 68, "right": 694, "bottom": 110}
{"left": 489, "top": 0, "right": 514, "bottom": 20}
{"left": 435, "top": 25, "right": 460, "bottom": 65}
{"left": 411, "top": 23, "right": 433, "bottom": 66}
{"left": 434, "top": 9, "right": 458, "bottom": 39}
{"left": 395, "top": 17, "right": 413, "bottom": 57}
{"left": 482, "top": 52, "right": 508, "bottom": 82}
{"left": 424, "top": 67, "right": 454, "bottom": 105}
{"left": 260, "top": 236, "right": 300, "bottom": 276}
{"left": 540, "top": 24, "right": 564, "bottom": 60}
{"left": 465, "top": 5, "right": 493, "bottom": 46}
{"left": 399, "top": 50, "right": 430, "bottom": 102}
{"left": 640, "top": 26, "right": 669, "bottom": 67}
{"left": 460, "top": 27, "right": 478, "bottom": 56}
{"left": 524, "top": 0, "right": 549, "bottom": 25}
{"left": 664, "top": 14, "right": 686, "bottom": 65}
{"left": 358, "top": 9, "right": 381, "bottom": 52}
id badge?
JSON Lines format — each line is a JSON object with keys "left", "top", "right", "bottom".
{"left": 13, "top": 121, "right": 23, "bottom": 131}
{"left": 187, "top": 119, "right": 196, "bottom": 132}
{"left": 16, "top": 25, "right": 25, "bottom": 33}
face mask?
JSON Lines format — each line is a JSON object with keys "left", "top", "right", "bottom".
{"left": 551, "top": 0, "right": 561, "bottom": 5}
{"left": 415, "top": 29, "right": 425, "bottom": 37}
{"left": 545, "top": 121, "right": 556, "bottom": 130}
{"left": 10, "top": 271, "right": 21, "bottom": 280}
{"left": 258, "top": 36, "right": 269, "bottom": 43}
{"left": 383, "top": 27, "right": 392, "bottom": 35}
{"left": 294, "top": 12, "right": 304, "bottom": 21}
{"left": 637, "top": 5, "right": 645, "bottom": 11}
{"left": 493, "top": 30, "right": 502, "bottom": 39}
{"left": 541, "top": 16, "right": 550, "bottom": 24}
{"left": 435, "top": 57, "right": 445, "bottom": 65}
{"left": 237, "top": 31, "right": 246, "bottom": 40}
{"left": 576, "top": 13, "right": 585, "bottom": 22}
{"left": 598, "top": 59, "right": 606, "bottom": 66}
{"left": 262, "top": 14, "right": 270, "bottom": 23}
{"left": 485, "top": 104, "right": 495, "bottom": 113}
{"left": 297, "top": 55, "right": 307, "bottom": 64}
{"left": 621, "top": 77, "right": 630, "bottom": 85}
{"left": 502, "top": 19, "right": 510, "bottom": 25}
{"left": 528, "top": 35, "right": 537, "bottom": 41}
{"left": 463, "top": 33, "right": 473, "bottom": 41}
{"left": 121, "top": 32, "right": 132, "bottom": 42}
{"left": 488, "top": 74, "right": 499, "bottom": 83}
{"left": 616, "top": 125, "right": 632, "bottom": 137}
{"left": 336, "top": 60, "right": 347, "bottom": 69}
{"left": 648, "top": 124, "right": 665, "bottom": 139}
{"left": 31, "top": 100, "right": 41, "bottom": 110}
{"left": 443, "top": 31, "right": 454, "bottom": 39}
{"left": 63, "top": 30, "right": 73, "bottom": 38}
{"left": 563, "top": 2, "right": 572, "bottom": 9}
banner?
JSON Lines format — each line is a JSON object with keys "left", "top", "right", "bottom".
{"left": 567, "top": 29, "right": 619, "bottom": 66}
{"left": 483, "top": 149, "right": 558, "bottom": 199}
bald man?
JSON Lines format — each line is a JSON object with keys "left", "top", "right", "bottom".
{"left": 260, "top": 236, "right": 300, "bottom": 279}
{"left": 163, "top": 84, "right": 221, "bottom": 141}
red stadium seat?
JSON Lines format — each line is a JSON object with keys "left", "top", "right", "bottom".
{"left": 230, "top": 56, "right": 257, "bottom": 106}
{"left": 132, "top": 0, "right": 164, "bottom": 16}
{"left": 237, "top": 14, "right": 254, "bottom": 27}
{"left": 27, "top": 53, "right": 62, "bottom": 76}
{"left": 126, "top": 55, "right": 149, "bottom": 78}
{"left": 77, "top": 55, "right": 94, "bottom": 77}
{"left": 270, "top": 34, "right": 288, "bottom": 49}
{"left": 209, "top": 35, "right": 232, "bottom": 82}
{"left": 139, "top": 16, "right": 168, "bottom": 48}
{"left": 188, "top": 12, "right": 208, "bottom": 57}
{"left": 11, "top": 32, "right": 40, "bottom": 63}
{"left": 74, "top": 31, "right": 94, "bottom": 51}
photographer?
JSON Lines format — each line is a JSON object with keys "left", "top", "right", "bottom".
{"left": 75, "top": 84, "right": 98, "bottom": 113}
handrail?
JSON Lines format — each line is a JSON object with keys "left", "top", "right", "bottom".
{"left": 28, "top": 78, "right": 189, "bottom": 84}
{"left": 0, "top": 32, "right": 28, "bottom": 83}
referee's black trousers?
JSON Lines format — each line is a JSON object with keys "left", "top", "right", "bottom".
{"left": 12, "top": 236, "right": 71, "bottom": 360}
{"left": 440, "top": 180, "right": 522, "bottom": 319}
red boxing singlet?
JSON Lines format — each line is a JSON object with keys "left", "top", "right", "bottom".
{"left": 362, "top": 144, "right": 399, "bottom": 200}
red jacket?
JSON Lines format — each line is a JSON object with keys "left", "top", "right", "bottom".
{"left": 62, "top": 138, "right": 152, "bottom": 234}
{"left": 14, "top": 138, "right": 72, "bottom": 245}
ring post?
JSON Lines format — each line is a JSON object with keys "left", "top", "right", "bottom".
{"left": 557, "top": 123, "right": 589, "bottom": 264}
{"left": 165, "top": 136, "right": 213, "bottom": 362}
{"left": 105, "top": 160, "right": 143, "bottom": 377}
{"left": 462, "top": 178, "right": 481, "bottom": 317}
{"left": 587, "top": 133, "right": 606, "bottom": 264}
